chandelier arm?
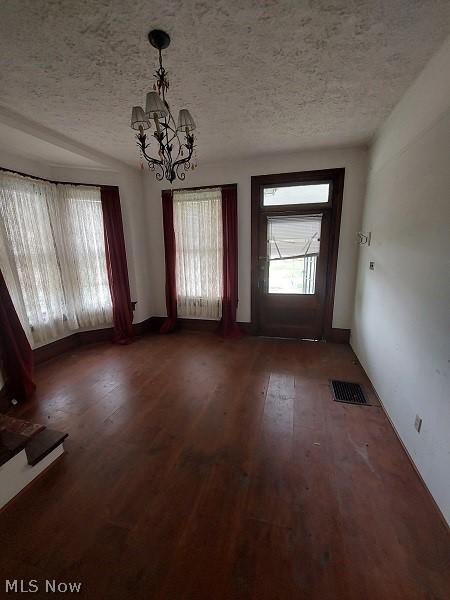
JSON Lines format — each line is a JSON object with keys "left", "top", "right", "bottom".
{"left": 137, "top": 137, "right": 167, "bottom": 183}
{"left": 171, "top": 128, "right": 185, "bottom": 162}
{"left": 138, "top": 121, "right": 189, "bottom": 180}
{"left": 163, "top": 116, "right": 171, "bottom": 160}
{"left": 159, "top": 135, "right": 173, "bottom": 167}
{"left": 153, "top": 163, "right": 165, "bottom": 181}
{"left": 136, "top": 134, "right": 164, "bottom": 167}
{"left": 173, "top": 141, "right": 194, "bottom": 172}
{"left": 139, "top": 146, "right": 165, "bottom": 181}
{"left": 163, "top": 110, "right": 189, "bottom": 163}
{"left": 175, "top": 167, "right": 187, "bottom": 181}
{"left": 163, "top": 128, "right": 178, "bottom": 149}
{"left": 160, "top": 108, "right": 186, "bottom": 172}
{"left": 162, "top": 109, "right": 183, "bottom": 149}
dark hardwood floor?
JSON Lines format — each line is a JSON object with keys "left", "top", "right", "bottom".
{"left": 1, "top": 332, "right": 449, "bottom": 599}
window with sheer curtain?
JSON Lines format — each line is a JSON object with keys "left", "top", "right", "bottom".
{"left": 173, "top": 188, "right": 223, "bottom": 319}
{"left": 0, "top": 171, "right": 112, "bottom": 347}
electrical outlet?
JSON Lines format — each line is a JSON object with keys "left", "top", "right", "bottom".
{"left": 414, "top": 415, "right": 422, "bottom": 433}
{"left": 369, "top": 261, "right": 375, "bottom": 270}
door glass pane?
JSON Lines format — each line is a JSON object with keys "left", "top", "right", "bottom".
{"left": 267, "top": 215, "right": 321, "bottom": 294}
{"left": 263, "top": 183, "right": 329, "bottom": 206}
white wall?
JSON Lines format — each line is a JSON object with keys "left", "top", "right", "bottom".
{"left": 352, "top": 37, "right": 450, "bottom": 524}
{"left": 145, "top": 146, "right": 368, "bottom": 327}
{"left": 0, "top": 149, "right": 53, "bottom": 181}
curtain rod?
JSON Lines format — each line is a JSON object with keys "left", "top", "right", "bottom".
{"left": 0, "top": 166, "right": 118, "bottom": 191}
{"left": 162, "top": 183, "right": 237, "bottom": 194}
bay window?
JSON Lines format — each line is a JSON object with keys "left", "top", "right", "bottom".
{"left": 0, "top": 171, "right": 112, "bottom": 347}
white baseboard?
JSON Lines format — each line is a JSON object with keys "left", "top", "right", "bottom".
{"left": 0, "top": 443, "right": 64, "bottom": 510}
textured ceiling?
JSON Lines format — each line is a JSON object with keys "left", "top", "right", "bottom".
{"left": 0, "top": 1, "right": 449, "bottom": 167}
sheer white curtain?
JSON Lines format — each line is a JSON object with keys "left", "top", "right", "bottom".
{"left": 173, "top": 188, "right": 223, "bottom": 319}
{"left": 0, "top": 214, "right": 33, "bottom": 343}
{"left": 0, "top": 172, "right": 66, "bottom": 344}
{"left": 0, "top": 171, "right": 112, "bottom": 347}
{"left": 50, "top": 185, "right": 112, "bottom": 329}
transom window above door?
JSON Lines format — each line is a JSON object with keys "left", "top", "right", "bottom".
{"left": 263, "top": 182, "right": 330, "bottom": 206}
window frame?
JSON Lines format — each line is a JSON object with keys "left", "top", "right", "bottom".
{"left": 163, "top": 183, "right": 238, "bottom": 322}
{"left": 172, "top": 187, "right": 223, "bottom": 320}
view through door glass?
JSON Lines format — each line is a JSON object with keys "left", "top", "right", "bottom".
{"left": 267, "top": 215, "right": 322, "bottom": 294}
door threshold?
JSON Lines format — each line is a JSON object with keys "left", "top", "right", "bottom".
{"left": 257, "top": 335, "right": 321, "bottom": 342}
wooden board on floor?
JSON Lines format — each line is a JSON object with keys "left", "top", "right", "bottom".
{"left": 1, "top": 332, "right": 449, "bottom": 600}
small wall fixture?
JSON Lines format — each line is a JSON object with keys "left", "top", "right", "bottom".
{"left": 357, "top": 231, "right": 371, "bottom": 246}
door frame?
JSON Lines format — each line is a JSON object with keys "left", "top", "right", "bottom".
{"left": 250, "top": 168, "right": 345, "bottom": 340}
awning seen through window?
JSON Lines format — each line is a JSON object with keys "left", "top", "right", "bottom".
{"left": 267, "top": 215, "right": 322, "bottom": 295}
{"left": 267, "top": 215, "right": 322, "bottom": 260}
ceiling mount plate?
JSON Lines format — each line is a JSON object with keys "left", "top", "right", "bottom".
{"left": 148, "top": 30, "right": 171, "bottom": 50}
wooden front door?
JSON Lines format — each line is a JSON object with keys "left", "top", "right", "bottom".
{"left": 251, "top": 169, "right": 344, "bottom": 339}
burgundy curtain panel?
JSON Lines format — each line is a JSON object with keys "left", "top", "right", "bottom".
{"left": 101, "top": 186, "right": 134, "bottom": 344}
{"left": 0, "top": 269, "right": 35, "bottom": 402}
{"left": 218, "top": 185, "right": 242, "bottom": 339}
{"left": 160, "top": 190, "right": 178, "bottom": 333}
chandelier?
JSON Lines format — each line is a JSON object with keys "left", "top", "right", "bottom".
{"left": 130, "top": 29, "right": 197, "bottom": 183}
